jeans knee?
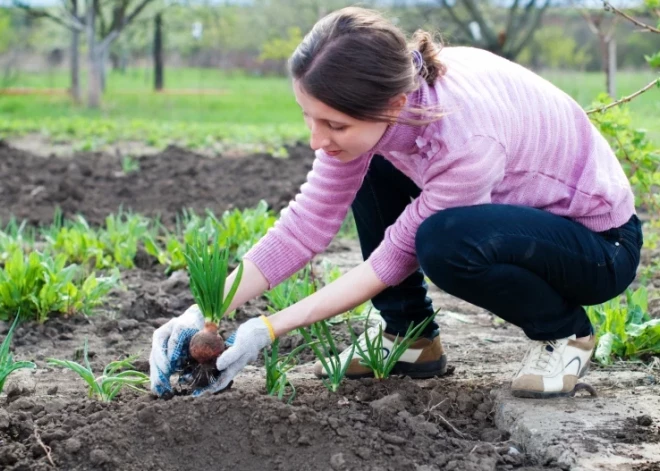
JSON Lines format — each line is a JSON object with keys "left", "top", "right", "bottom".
{"left": 416, "top": 210, "right": 485, "bottom": 289}
{"left": 415, "top": 213, "right": 455, "bottom": 274}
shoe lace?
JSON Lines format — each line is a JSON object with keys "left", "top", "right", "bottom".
{"left": 530, "top": 340, "right": 560, "bottom": 372}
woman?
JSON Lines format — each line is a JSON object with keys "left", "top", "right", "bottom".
{"left": 150, "top": 7, "right": 643, "bottom": 399}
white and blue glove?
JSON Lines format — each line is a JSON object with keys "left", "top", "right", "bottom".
{"left": 149, "top": 304, "right": 205, "bottom": 396}
{"left": 192, "top": 316, "right": 275, "bottom": 397}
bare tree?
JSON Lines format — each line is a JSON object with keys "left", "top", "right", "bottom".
{"left": 571, "top": 0, "right": 619, "bottom": 97}
{"left": 13, "top": 0, "right": 84, "bottom": 102}
{"left": 436, "top": 0, "right": 552, "bottom": 61}
{"left": 13, "top": 0, "right": 156, "bottom": 108}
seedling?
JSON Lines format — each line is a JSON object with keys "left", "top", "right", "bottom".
{"left": 121, "top": 155, "right": 140, "bottom": 174}
{"left": 183, "top": 230, "right": 243, "bottom": 387}
{"left": 263, "top": 339, "right": 309, "bottom": 404}
{"left": 299, "top": 320, "right": 355, "bottom": 393}
{"left": 215, "top": 200, "right": 276, "bottom": 262}
{"left": 0, "top": 315, "right": 36, "bottom": 394}
{"left": 349, "top": 313, "right": 434, "bottom": 380}
{"left": 47, "top": 340, "right": 148, "bottom": 402}
{"left": 143, "top": 210, "right": 204, "bottom": 274}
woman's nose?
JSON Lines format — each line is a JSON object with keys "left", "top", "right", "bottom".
{"left": 309, "top": 124, "right": 330, "bottom": 151}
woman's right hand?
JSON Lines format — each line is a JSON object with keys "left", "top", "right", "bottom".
{"left": 149, "top": 304, "right": 205, "bottom": 396}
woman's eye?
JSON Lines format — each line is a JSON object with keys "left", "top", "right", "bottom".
{"left": 329, "top": 124, "right": 346, "bottom": 131}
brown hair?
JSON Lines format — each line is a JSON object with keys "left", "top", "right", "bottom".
{"left": 288, "top": 7, "right": 446, "bottom": 124}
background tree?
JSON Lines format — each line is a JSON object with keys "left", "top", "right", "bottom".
{"left": 436, "top": 0, "right": 552, "bottom": 60}
{"left": 12, "top": 0, "right": 158, "bottom": 107}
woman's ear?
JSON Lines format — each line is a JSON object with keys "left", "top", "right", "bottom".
{"left": 387, "top": 93, "right": 408, "bottom": 120}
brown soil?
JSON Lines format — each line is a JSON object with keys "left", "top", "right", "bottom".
{"left": 0, "top": 142, "right": 654, "bottom": 470}
{"left": 0, "top": 140, "right": 314, "bottom": 226}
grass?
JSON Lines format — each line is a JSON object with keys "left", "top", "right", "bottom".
{"left": 0, "top": 68, "right": 658, "bottom": 150}
{"left": 1, "top": 68, "right": 302, "bottom": 124}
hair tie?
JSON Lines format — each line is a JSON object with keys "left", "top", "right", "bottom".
{"left": 411, "top": 50, "right": 424, "bottom": 74}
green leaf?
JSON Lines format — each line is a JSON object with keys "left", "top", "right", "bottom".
{"left": 594, "top": 332, "right": 615, "bottom": 365}
{"left": 645, "top": 53, "right": 660, "bottom": 69}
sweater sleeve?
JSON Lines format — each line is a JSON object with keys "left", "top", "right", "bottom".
{"left": 368, "top": 135, "right": 507, "bottom": 286}
{"left": 243, "top": 150, "right": 372, "bottom": 289}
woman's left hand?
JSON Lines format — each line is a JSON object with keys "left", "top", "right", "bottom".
{"left": 192, "top": 316, "right": 274, "bottom": 397}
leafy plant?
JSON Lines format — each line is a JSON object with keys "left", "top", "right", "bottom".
{"left": 263, "top": 338, "right": 309, "bottom": 404}
{"left": 99, "top": 211, "right": 149, "bottom": 268}
{"left": 0, "top": 247, "right": 119, "bottom": 323}
{"left": 0, "top": 218, "right": 35, "bottom": 263}
{"left": 586, "top": 287, "right": 660, "bottom": 365}
{"left": 0, "top": 315, "right": 36, "bottom": 394}
{"left": 349, "top": 314, "right": 435, "bottom": 380}
{"left": 299, "top": 320, "right": 355, "bottom": 393}
{"left": 588, "top": 95, "right": 660, "bottom": 212}
{"left": 47, "top": 341, "right": 149, "bottom": 402}
{"left": 215, "top": 200, "right": 277, "bottom": 262}
{"left": 45, "top": 217, "right": 108, "bottom": 270}
{"left": 143, "top": 210, "right": 204, "bottom": 274}
{"left": 183, "top": 230, "right": 243, "bottom": 323}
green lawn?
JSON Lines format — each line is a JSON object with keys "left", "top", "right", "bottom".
{"left": 0, "top": 67, "right": 658, "bottom": 150}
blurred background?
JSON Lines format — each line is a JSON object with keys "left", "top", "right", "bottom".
{"left": 0, "top": 0, "right": 658, "bottom": 153}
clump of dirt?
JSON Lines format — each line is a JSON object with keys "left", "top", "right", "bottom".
{"left": 597, "top": 416, "right": 660, "bottom": 445}
{"left": 0, "top": 377, "right": 552, "bottom": 471}
{"left": 0, "top": 141, "right": 314, "bottom": 226}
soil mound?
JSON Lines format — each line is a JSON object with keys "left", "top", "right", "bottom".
{"left": 1, "top": 378, "right": 534, "bottom": 471}
{"left": 0, "top": 141, "right": 314, "bottom": 226}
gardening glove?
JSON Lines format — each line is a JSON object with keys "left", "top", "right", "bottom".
{"left": 149, "top": 304, "right": 205, "bottom": 396}
{"left": 192, "top": 315, "right": 275, "bottom": 397}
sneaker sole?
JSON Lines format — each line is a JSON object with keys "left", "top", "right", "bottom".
{"left": 344, "top": 354, "right": 448, "bottom": 380}
{"left": 510, "top": 363, "right": 591, "bottom": 399}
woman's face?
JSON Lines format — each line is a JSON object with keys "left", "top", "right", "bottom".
{"left": 293, "top": 81, "right": 403, "bottom": 163}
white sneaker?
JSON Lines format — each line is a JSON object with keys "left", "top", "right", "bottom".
{"left": 511, "top": 335, "right": 595, "bottom": 398}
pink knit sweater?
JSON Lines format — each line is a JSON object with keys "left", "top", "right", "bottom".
{"left": 244, "top": 47, "right": 635, "bottom": 288}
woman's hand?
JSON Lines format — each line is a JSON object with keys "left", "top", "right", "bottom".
{"left": 192, "top": 316, "right": 275, "bottom": 396}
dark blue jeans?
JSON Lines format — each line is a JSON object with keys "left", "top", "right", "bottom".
{"left": 352, "top": 155, "right": 644, "bottom": 341}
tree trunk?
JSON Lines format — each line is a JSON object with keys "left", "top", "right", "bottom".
{"left": 70, "top": 0, "right": 81, "bottom": 103}
{"left": 607, "top": 38, "right": 616, "bottom": 99}
{"left": 100, "top": 46, "right": 109, "bottom": 92}
{"left": 86, "top": 0, "right": 101, "bottom": 108}
{"left": 598, "top": 34, "right": 612, "bottom": 99}
{"left": 154, "top": 13, "right": 163, "bottom": 91}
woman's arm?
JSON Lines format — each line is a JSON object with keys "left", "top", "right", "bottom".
{"left": 267, "top": 260, "right": 388, "bottom": 337}
{"left": 225, "top": 259, "right": 269, "bottom": 314}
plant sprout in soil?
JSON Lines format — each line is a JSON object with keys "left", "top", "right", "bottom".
{"left": 182, "top": 230, "right": 243, "bottom": 389}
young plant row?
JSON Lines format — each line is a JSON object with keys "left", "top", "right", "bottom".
{"left": 4, "top": 224, "right": 656, "bottom": 404}
{"left": 0, "top": 203, "right": 276, "bottom": 323}
{"left": 261, "top": 264, "right": 432, "bottom": 402}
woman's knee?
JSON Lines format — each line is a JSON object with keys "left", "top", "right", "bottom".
{"left": 416, "top": 210, "right": 467, "bottom": 273}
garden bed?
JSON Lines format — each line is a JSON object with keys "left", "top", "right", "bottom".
{"left": 0, "top": 142, "right": 656, "bottom": 470}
